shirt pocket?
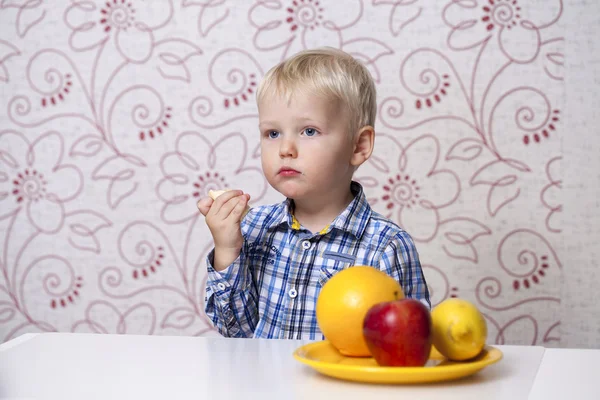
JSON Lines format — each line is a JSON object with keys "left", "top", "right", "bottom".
{"left": 318, "top": 251, "right": 356, "bottom": 287}
{"left": 247, "top": 246, "right": 273, "bottom": 267}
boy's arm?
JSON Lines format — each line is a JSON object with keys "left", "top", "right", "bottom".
{"left": 204, "top": 248, "right": 259, "bottom": 337}
{"left": 197, "top": 189, "right": 259, "bottom": 336}
{"left": 378, "top": 231, "right": 431, "bottom": 308}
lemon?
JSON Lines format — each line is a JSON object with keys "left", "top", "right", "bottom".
{"left": 431, "top": 298, "right": 487, "bottom": 361}
{"left": 316, "top": 266, "right": 404, "bottom": 357}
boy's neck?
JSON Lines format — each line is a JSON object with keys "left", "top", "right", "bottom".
{"left": 291, "top": 181, "right": 355, "bottom": 234}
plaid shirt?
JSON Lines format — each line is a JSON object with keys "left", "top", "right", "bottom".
{"left": 204, "top": 181, "right": 430, "bottom": 339}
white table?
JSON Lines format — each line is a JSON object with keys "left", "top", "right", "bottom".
{"left": 528, "top": 348, "right": 600, "bottom": 399}
{"left": 0, "top": 333, "right": 546, "bottom": 400}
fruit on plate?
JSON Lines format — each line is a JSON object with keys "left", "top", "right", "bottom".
{"left": 362, "top": 298, "right": 433, "bottom": 367}
{"left": 316, "top": 266, "right": 404, "bottom": 357}
{"left": 431, "top": 298, "right": 487, "bottom": 361}
{"left": 208, "top": 189, "right": 250, "bottom": 217}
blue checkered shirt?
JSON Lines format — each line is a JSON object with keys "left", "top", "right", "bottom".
{"left": 204, "top": 181, "right": 430, "bottom": 339}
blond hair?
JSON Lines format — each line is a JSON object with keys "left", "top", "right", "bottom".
{"left": 256, "top": 47, "right": 377, "bottom": 135}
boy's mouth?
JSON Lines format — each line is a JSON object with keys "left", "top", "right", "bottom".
{"left": 278, "top": 167, "right": 301, "bottom": 176}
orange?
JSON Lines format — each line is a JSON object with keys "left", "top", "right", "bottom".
{"left": 316, "top": 265, "right": 404, "bottom": 357}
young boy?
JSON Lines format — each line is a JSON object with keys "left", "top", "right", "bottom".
{"left": 197, "top": 47, "right": 430, "bottom": 339}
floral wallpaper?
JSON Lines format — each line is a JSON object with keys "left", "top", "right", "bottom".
{"left": 0, "top": 0, "right": 566, "bottom": 345}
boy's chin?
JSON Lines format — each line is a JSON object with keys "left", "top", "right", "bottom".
{"left": 274, "top": 187, "right": 303, "bottom": 200}
{"left": 271, "top": 181, "right": 310, "bottom": 200}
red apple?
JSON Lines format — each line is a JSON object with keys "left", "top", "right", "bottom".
{"left": 362, "top": 298, "right": 432, "bottom": 367}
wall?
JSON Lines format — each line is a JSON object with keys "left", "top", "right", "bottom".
{"left": 561, "top": 0, "right": 600, "bottom": 348}
{"left": 0, "top": 0, "right": 596, "bottom": 347}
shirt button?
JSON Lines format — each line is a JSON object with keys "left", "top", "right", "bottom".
{"left": 301, "top": 240, "right": 311, "bottom": 249}
{"left": 289, "top": 288, "right": 298, "bottom": 298}
{"left": 217, "top": 282, "right": 226, "bottom": 291}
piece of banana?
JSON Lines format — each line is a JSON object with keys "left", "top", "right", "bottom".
{"left": 208, "top": 189, "right": 250, "bottom": 218}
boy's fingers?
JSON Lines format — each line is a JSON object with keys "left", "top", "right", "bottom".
{"left": 197, "top": 197, "right": 213, "bottom": 216}
{"left": 209, "top": 190, "right": 245, "bottom": 217}
{"left": 226, "top": 196, "right": 249, "bottom": 222}
{"left": 215, "top": 194, "right": 245, "bottom": 219}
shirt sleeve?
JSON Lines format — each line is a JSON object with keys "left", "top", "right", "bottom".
{"left": 204, "top": 247, "right": 259, "bottom": 338}
{"left": 378, "top": 230, "right": 431, "bottom": 309}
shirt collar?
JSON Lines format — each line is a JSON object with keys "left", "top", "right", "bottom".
{"left": 269, "top": 181, "right": 372, "bottom": 239}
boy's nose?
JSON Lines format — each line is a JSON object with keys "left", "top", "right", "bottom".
{"left": 279, "top": 137, "right": 297, "bottom": 158}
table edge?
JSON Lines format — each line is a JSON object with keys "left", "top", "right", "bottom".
{"left": 0, "top": 333, "right": 40, "bottom": 352}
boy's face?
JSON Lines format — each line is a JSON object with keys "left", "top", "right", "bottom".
{"left": 258, "top": 91, "right": 356, "bottom": 201}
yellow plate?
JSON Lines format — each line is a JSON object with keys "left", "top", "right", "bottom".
{"left": 293, "top": 341, "right": 503, "bottom": 384}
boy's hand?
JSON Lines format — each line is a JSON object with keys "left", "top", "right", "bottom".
{"left": 197, "top": 190, "right": 250, "bottom": 271}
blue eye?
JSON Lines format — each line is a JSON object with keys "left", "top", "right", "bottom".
{"left": 268, "top": 130, "right": 280, "bottom": 139}
{"left": 303, "top": 128, "right": 317, "bottom": 137}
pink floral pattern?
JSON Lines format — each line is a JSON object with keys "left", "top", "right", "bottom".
{"left": 0, "top": 39, "right": 20, "bottom": 82}
{"left": 360, "top": 134, "right": 460, "bottom": 242}
{"left": 157, "top": 132, "right": 266, "bottom": 224}
{"left": 373, "top": 0, "right": 423, "bottom": 36}
{"left": 443, "top": 0, "right": 563, "bottom": 62}
{"left": 65, "top": 0, "right": 173, "bottom": 62}
{"left": 249, "top": 0, "right": 362, "bottom": 59}
{"left": 72, "top": 301, "right": 157, "bottom": 334}
{"left": 0, "top": 0, "right": 47, "bottom": 38}
{"left": 0, "top": 1, "right": 564, "bottom": 346}
{"left": 541, "top": 157, "right": 561, "bottom": 233}
{"left": 0, "top": 131, "right": 83, "bottom": 233}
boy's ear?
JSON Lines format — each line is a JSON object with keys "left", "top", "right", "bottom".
{"left": 350, "top": 125, "right": 375, "bottom": 167}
